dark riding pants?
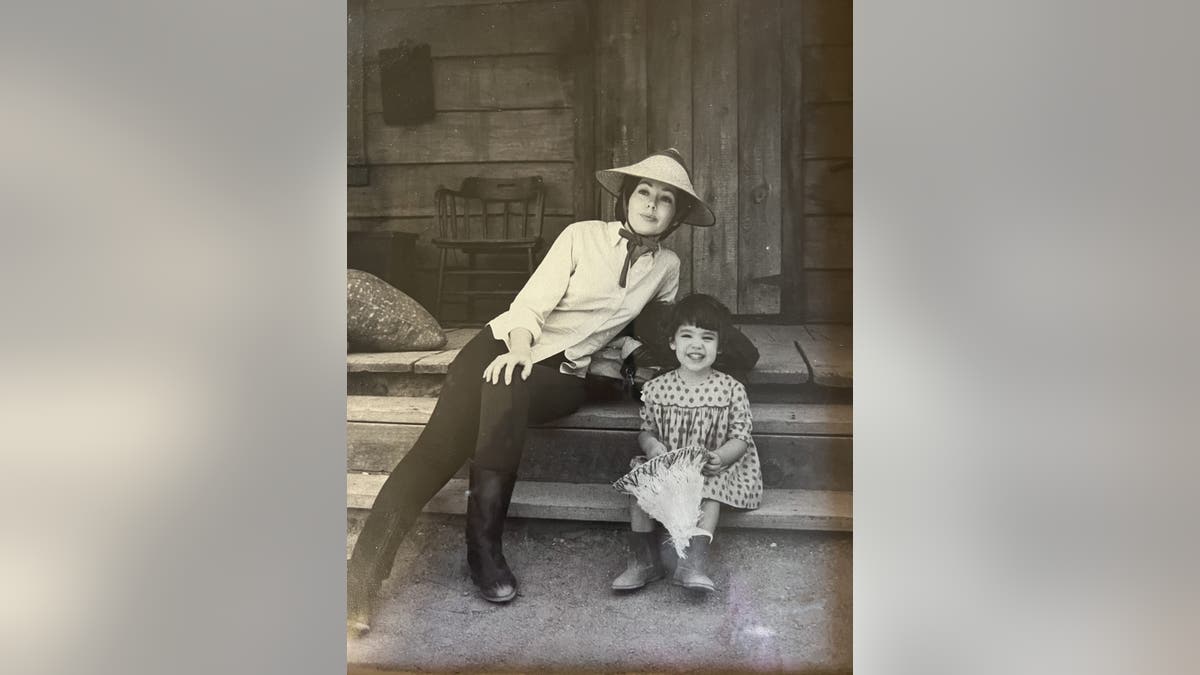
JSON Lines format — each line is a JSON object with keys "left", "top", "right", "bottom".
{"left": 348, "top": 330, "right": 587, "bottom": 593}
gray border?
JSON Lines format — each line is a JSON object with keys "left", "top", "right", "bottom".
{"left": 4, "top": 0, "right": 1199, "bottom": 673}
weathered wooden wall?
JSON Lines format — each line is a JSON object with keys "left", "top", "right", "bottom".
{"left": 795, "top": 0, "right": 852, "bottom": 322}
{"left": 347, "top": 0, "right": 852, "bottom": 323}
{"left": 347, "top": 0, "right": 591, "bottom": 316}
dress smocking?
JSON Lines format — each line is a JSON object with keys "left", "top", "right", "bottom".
{"left": 638, "top": 369, "right": 763, "bottom": 509}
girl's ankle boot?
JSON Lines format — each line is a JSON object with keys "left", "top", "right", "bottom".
{"left": 611, "top": 530, "right": 666, "bottom": 590}
{"left": 465, "top": 463, "right": 519, "bottom": 603}
{"left": 671, "top": 534, "right": 716, "bottom": 592}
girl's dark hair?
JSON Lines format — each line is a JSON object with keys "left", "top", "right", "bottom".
{"left": 613, "top": 174, "right": 694, "bottom": 237}
{"left": 667, "top": 293, "right": 734, "bottom": 348}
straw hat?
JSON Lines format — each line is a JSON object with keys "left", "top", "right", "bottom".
{"left": 595, "top": 149, "right": 716, "bottom": 227}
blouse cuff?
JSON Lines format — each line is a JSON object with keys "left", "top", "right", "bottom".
{"left": 487, "top": 306, "right": 543, "bottom": 347}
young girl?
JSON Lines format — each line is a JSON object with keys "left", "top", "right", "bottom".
{"left": 611, "top": 294, "right": 763, "bottom": 593}
{"left": 348, "top": 149, "right": 716, "bottom": 635}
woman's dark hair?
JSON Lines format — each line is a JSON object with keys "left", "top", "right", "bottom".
{"left": 667, "top": 293, "right": 734, "bottom": 349}
{"left": 613, "top": 174, "right": 695, "bottom": 237}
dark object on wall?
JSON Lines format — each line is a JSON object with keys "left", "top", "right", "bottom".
{"left": 347, "top": 269, "right": 446, "bottom": 352}
{"left": 379, "top": 41, "right": 434, "bottom": 126}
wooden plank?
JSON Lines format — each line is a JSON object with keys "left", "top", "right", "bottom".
{"left": 347, "top": 371, "right": 446, "bottom": 398}
{"left": 347, "top": 421, "right": 422, "bottom": 472}
{"left": 802, "top": 0, "right": 852, "bottom": 46}
{"left": 348, "top": 394, "right": 438, "bottom": 422}
{"left": 346, "top": 350, "right": 435, "bottom": 374}
{"left": 647, "top": 0, "right": 694, "bottom": 296}
{"left": 365, "top": 109, "right": 575, "bottom": 164}
{"left": 594, "top": 0, "right": 648, "bottom": 223}
{"left": 803, "top": 216, "right": 852, "bottom": 269}
{"left": 571, "top": 2, "right": 596, "bottom": 222}
{"left": 691, "top": 0, "right": 739, "bottom": 309}
{"left": 370, "top": 0, "right": 512, "bottom": 8}
{"left": 348, "top": 0, "right": 367, "bottom": 165}
{"left": 366, "top": 0, "right": 584, "bottom": 58}
{"left": 803, "top": 45, "right": 851, "bottom": 103}
{"left": 804, "top": 159, "right": 852, "bottom": 215}
{"left": 364, "top": 54, "right": 574, "bottom": 113}
{"left": 348, "top": 162, "right": 574, "bottom": 218}
{"left": 346, "top": 329, "right": 478, "bottom": 375}
{"left": 803, "top": 102, "right": 852, "bottom": 159}
{"left": 412, "top": 327, "right": 482, "bottom": 373}
{"left": 781, "top": 0, "right": 807, "bottom": 320}
{"left": 347, "top": 395, "right": 852, "bottom": 435}
{"left": 738, "top": 324, "right": 810, "bottom": 385}
{"left": 804, "top": 270, "right": 852, "bottom": 323}
{"left": 737, "top": 0, "right": 783, "bottom": 315}
{"left": 347, "top": 424, "right": 851, "bottom": 490}
{"left": 543, "top": 401, "right": 852, "bottom": 436}
{"left": 793, "top": 324, "right": 852, "bottom": 387}
{"left": 348, "top": 475, "right": 852, "bottom": 531}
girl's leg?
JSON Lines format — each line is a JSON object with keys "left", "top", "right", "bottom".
{"left": 673, "top": 499, "right": 720, "bottom": 592}
{"left": 347, "top": 332, "right": 505, "bottom": 632}
{"left": 612, "top": 499, "right": 665, "bottom": 590}
{"left": 697, "top": 498, "right": 721, "bottom": 535}
{"left": 465, "top": 360, "right": 586, "bottom": 601}
{"left": 630, "top": 502, "right": 655, "bottom": 533}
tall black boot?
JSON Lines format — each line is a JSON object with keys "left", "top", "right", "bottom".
{"left": 347, "top": 490, "right": 428, "bottom": 636}
{"left": 465, "top": 464, "right": 519, "bottom": 603}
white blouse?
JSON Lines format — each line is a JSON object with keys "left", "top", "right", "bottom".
{"left": 487, "top": 220, "right": 680, "bottom": 377}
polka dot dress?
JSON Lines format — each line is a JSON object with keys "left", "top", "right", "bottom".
{"left": 638, "top": 369, "right": 763, "bottom": 509}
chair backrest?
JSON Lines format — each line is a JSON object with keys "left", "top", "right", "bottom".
{"left": 435, "top": 176, "right": 546, "bottom": 241}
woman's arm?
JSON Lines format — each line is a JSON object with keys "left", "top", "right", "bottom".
{"left": 488, "top": 223, "right": 578, "bottom": 349}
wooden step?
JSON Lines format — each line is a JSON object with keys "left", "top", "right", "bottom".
{"left": 792, "top": 324, "right": 852, "bottom": 388}
{"left": 347, "top": 396, "right": 852, "bottom": 435}
{"left": 347, "top": 474, "right": 852, "bottom": 532}
{"left": 346, "top": 396, "right": 853, "bottom": 491}
{"left": 347, "top": 324, "right": 841, "bottom": 388}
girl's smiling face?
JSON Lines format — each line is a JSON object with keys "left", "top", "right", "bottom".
{"left": 625, "top": 178, "right": 677, "bottom": 237}
{"left": 670, "top": 323, "right": 719, "bottom": 376}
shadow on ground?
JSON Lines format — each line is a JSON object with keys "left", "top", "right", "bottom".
{"left": 348, "top": 515, "right": 851, "bottom": 673}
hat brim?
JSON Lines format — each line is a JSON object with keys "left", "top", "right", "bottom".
{"left": 595, "top": 168, "right": 716, "bottom": 227}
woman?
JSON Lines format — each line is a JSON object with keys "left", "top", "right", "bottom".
{"left": 347, "top": 148, "right": 716, "bottom": 635}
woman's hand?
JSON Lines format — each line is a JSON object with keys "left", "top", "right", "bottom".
{"left": 482, "top": 348, "right": 534, "bottom": 385}
{"left": 702, "top": 451, "right": 728, "bottom": 476}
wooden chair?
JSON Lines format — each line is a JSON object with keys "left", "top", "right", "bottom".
{"left": 433, "top": 176, "right": 546, "bottom": 324}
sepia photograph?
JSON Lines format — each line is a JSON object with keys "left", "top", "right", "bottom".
{"left": 344, "top": 0, "right": 852, "bottom": 671}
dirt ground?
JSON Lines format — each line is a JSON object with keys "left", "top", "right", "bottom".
{"left": 347, "top": 515, "right": 851, "bottom": 673}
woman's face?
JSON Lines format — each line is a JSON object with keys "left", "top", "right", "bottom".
{"left": 625, "top": 178, "right": 677, "bottom": 237}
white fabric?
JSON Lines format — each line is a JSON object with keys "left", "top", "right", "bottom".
{"left": 487, "top": 220, "right": 679, "bottom": 377}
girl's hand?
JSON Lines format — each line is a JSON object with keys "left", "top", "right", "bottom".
{"left": 482, "top": 349, "right": 534, "bottom": 385}
{"left": 702, "top": 451, "right": 727, "bottom": 476}
{"left": 646, "top": 439, "right": 669, "bottom": 459}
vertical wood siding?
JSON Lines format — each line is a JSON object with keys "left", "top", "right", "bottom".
{"left": 347, "top": 0, "right": 851, "bottom": 322}
{"left": 646, "top": 0, "right": 694, "bottom": 295}
{"left": 691, "top": 0, "right": 740, "bottom": 309}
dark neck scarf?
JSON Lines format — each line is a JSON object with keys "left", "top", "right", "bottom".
{"left": 618, "top": 227, "right": 661, "bottom": 288}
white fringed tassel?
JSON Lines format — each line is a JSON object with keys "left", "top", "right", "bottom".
{"left": 613, "top": 446, "right": 709, "bottom": 559}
